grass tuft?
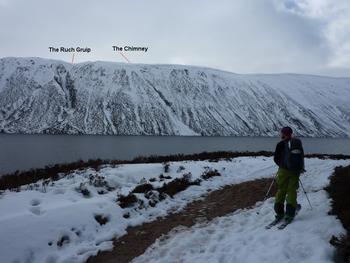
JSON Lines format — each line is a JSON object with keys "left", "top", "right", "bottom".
{"left": 326, "top": 165, "right": 350, "bottom": 262}
{"left": 94, "top": 214, "right": 109, "bottom": 226}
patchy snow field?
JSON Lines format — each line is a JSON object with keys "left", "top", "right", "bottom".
{"left": 133, "top": 159, "right": 349, "bottom": 263}
{"left": 0, "top": 157, "right": 348, "bottom": 263}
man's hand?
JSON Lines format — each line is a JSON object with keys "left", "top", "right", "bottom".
{"left": 301, "top": 169, "right": 306, "bottom": 174}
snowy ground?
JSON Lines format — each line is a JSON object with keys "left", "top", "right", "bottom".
{"left": 133, "top": 159, "right": 349, "bottom": 263}
{"left": 0, "top": 157, "right": 348, "bottom": 263}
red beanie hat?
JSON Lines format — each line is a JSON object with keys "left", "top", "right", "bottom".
{"left": 281, "top": 126, "right": 293, "bottom": 136}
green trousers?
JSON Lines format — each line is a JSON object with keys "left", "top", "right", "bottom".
{"left": 274, "top": 167, "right": 300, "bottom": 218}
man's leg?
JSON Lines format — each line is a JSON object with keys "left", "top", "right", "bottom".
{"left": 274, "top": 168, "right": 289, "bottom": 219}
{"left": 285, "top": 173, "right": 300, "bottom": 220}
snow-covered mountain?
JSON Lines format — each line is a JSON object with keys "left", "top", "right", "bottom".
{"left": 0, "top": 57, "right": 349, "bottom": 137}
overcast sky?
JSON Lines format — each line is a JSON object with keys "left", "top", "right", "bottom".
{"left": 0, "top": 0, "right": 349, "bottom": 77}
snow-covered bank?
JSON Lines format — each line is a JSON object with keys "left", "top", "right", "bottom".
{"left": 133, "top": 160, "right": 349, "bottom": 263}
{"left": 134, "top": 192, "right": 339, "bottom": 263}
{"left": 0, "top": 157, "right": 348, "bottom": 263}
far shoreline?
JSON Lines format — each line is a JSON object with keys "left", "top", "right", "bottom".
{"left": 1, "top": 150, "right": 349, "bottom": 191}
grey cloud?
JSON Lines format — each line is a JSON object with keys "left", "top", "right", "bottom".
{"left": 0, "top": 0, "right": 349, "bottom": 77}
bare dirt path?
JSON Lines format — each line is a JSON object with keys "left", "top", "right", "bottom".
{"left": 86, "top": 177, "right": 276, "bottom": 263}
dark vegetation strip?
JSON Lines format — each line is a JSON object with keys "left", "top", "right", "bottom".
{"left": 326, "top": 165, "right": 350, "bottom": 263}
{"left": 86, "top": 177, "right": 277, "bottom": 263}
{"left": 118, "top": 170, "right": 218, "bottom": 209}
{"left": 1, "top": 151, "right": 349, "bottom": 191}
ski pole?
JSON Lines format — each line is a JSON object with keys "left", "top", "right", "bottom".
{"left": 257, "top": 172, "right": 278, "bottom": 215}
{"left": 299, "top": 179, "right": 312, "bottom": 210}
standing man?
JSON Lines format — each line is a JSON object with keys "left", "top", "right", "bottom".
{"left": 273, "top": 126, "right": 305, "bottom": 225}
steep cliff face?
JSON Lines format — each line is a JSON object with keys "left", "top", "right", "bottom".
{"left": 0, "top": 57, "right": 349, "bottom": 137}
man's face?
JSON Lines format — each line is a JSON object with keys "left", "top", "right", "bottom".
{"left": 280, "top": 132, "right": 285, "bottom": 139}
{"left": 280, "top": 132, "right": 291, "bottom": 140}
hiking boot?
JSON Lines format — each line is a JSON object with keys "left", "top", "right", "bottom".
{"left": 274, "top": 203, "right": 284, "bottom": 216}
{"left": 275, "top": 214, "right": 284, "bottom": 221}
{"left": 284, "top": 204, "right": 301, "bottom": 223}
{"left": 284, "top": 215, "right": 294, "bottom": 224}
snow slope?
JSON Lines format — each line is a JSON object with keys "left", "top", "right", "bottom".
{"left": 134, "top": 160, "right": 345, "bottom": 263}
{"left": 0, "top": 57, "right": 350, "bottom": 137}
{"left": 0, "top": 157, "right": 348, "bottom": 263}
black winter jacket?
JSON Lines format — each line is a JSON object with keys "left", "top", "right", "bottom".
{"left": 274, "top": 138, "right": 305, "bottom": 171}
